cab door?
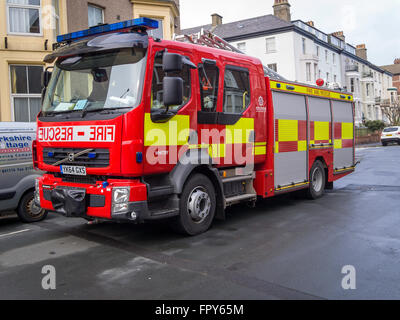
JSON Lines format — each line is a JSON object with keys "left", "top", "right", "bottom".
{"left": 143, "top": 48, "right": 197, "bottom": 175}
{"left": 197, "top": 61, "right": 255, "bottom": 168}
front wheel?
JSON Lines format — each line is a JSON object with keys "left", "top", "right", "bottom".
{"left": 17, "top": 191, "right": 48, "bottom": 223}
{"left": 307, "top": 161, "right": 326, "bottom": 200}
{"left": 171, "top": 174, "right": 216, "bottom": 236}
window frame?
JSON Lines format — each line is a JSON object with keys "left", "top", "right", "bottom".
{"left": 88, "top": 3, "right": 105, "bottom": 28}
{"left": 306, "top": 63, "right": 311, "bottom": 82}
{"left": 222, "top": 65, "right": 252, "bottom": 115}
{"left": 268, "top": 63, "right": 277, "bottom": 72}
{"left": 6, "top": 0, "right": 43, "bottom": 36}
{"left": 266, "top": 37, "right": 276, "bottom": 54}
{"left": 52, "top": 0, "right": 60, "bottom": 39}
{"left": 9, "top": 64, "right": 43, "bottom": 122}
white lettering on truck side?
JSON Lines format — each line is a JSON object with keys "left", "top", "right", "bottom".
{"left": 38, "top": 125, "right": 115, "bottom": 142}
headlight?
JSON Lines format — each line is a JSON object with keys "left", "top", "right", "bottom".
{"left": 112, "top": 187, "right": 130, "bottom": 204}
{"left": 34, "top": 179, "right": 40, "bottom": 204}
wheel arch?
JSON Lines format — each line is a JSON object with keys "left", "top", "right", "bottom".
{"left": 169, "top": 150, "right": 225, "bottom": 220}
{"left": 312, "top": 156, "right": 329, "bottom": 187}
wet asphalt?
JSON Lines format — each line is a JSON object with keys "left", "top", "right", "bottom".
{"left": 0, "top": 144, "right": 399, "bottom": 300}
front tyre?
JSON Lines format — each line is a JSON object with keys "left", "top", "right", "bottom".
{"left": 172, "top": 174, "right": 216, "bottom": 236}
{"left": 17, "top": 191, "right": 48, "bottom": 223}
{"left": 307, "top": 161, "right": 326, "bottom": 200}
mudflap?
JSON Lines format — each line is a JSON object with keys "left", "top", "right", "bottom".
{"left": 51, "top": 187, "right": 87, "bottom": 217}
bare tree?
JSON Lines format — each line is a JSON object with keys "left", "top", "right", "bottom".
{"left": 380, "top": 98, "right": 400, "bottom": 126}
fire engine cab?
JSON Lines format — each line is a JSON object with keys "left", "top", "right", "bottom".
{"left": 34, "top": 18, "right": 356, "bottom": 235}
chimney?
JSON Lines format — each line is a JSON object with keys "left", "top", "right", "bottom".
{"left": 211, "top": 13, "right": 223, "bottom": 27}
{"left": 356, "top": 44, "right": 367, "bottom": 60}
{"left": 306, "top": 21, "right": 314, "bottom": 27}
{"left": 273, "top": 0, "right": 291, "bottom": 22}
{"left": 394, "top": 58, "right": 400, "bottom": 65}
{"left": 332, "top": 31, "right": 345, "bottom": 41}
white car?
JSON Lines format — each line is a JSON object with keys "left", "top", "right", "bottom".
{"left": 381, "top": 126, "right": 400, "bottom": 146}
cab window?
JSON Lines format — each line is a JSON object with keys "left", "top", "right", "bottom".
{"left": 151, "top": 53, "right": 191, "bottom": 111}
{"left": 199, "top": 64, "right": 219, "bottom": 112}
{"left": 223, "top": 67, "right": 251, "bottom": 114}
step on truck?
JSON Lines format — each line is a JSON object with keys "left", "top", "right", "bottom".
{"left": 34, "top": 18, "right": 356, "bottom": 235}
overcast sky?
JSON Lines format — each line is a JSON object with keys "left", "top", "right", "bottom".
{"left": 180, "top": 0, "right": 399, "bottom": 66}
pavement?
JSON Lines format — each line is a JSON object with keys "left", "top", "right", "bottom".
{"left": 0, "top": 144, "right": 399, "bottom": 300}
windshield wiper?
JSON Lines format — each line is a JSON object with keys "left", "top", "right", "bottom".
{"left": 81, "top": 106, "right": 131, "bottom": 118}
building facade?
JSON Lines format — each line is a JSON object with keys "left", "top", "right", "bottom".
{"left": 381, "top": 59, "right": 400, "bottom": 94}
{"left": 0, "top": 0, "right": 180, "bottom": 122}
{"left": 180, "top": 0, "right": 394, "bottom": 126}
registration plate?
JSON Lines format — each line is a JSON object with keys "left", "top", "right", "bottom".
{"left": 386, "top": 134, "right": 393, "bottom": 137}
{"left": 60, "top": 165, "right": 87, "bottom": 176}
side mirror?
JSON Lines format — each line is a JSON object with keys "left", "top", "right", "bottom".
{"left": 42, "top": 69, "right": 53, "bottom": 89}
{"left": 163, "top": 77, "right": 183, "bottom": 107}
{"left": 163, "top": 53, "right": 183, "bottom": 72}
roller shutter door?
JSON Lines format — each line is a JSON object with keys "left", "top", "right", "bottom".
{"left": 272, "top": 92, "right": 308, "bottom": 189}
{"left": 332, "top": 100, "right": 354, "bottom": 170}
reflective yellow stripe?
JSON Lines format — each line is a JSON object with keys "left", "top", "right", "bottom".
{"left": 275, "top": 142, "right": 279, "bottom": 154}
{"left": 225, "top": 118, "right": 254, "bottom": 144}
{"left": 209, "top": 144, "right": 226, "bottom": 158}
{"left": 298, "top": 140, "right": 307, "bottom": 151}
{"left": 253, "top": 146, "right": 267, "bottom": 156}
{"left": 278, "top": 119, "right": 298, "bottom": 141}
{"left": 255, "top": 142, "right": 267, "bottom": 146}
{"left": 334, "top": 139, "right": 343, "bottom": 149}
{"left": 270, "top": 81, "right": 353, "bottom": 101}
{"left": 144, "top": 113, "right": 190, "bottom": 147}
{"left": 342, "top": 123, "right": 354, "bottom": 140}
{"left": 335, "top": 166, "right": 355, "bottom": 173}
{"left": 276, "top": 182, "right": 309, "bottom": 191}
{"left": 314, "top": 121, "right": 330, "bottom": 141}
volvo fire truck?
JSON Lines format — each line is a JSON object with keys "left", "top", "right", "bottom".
{"left": 34, "top": 18, "right": 356, "bottom": 235}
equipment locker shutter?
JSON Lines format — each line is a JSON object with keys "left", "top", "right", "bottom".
{"left": 272, "top": 92, "right": 308, "bottom": 189}
{"left": 332, "top": 100, "right": 354, "bottom": 170}
{"left": 308, "top": 97, "right": 332, "bottom": 146}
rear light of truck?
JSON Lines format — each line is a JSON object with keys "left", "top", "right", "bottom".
{"left": 32, "top": 140, "right": 38, "bottom": 169}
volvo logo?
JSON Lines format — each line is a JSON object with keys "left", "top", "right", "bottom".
{"left": 53, "top": 149, "right": 94, "bottom": 167}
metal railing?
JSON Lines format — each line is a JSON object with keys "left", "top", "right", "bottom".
{"left": 362, "top": 71, "right": 373, "bottom": 78}
{"left": 345, "top": 64, "right": 359, "bottom": 72}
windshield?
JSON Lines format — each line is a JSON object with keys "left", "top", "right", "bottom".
{"left": 42, "top": 48, "right": 147, "bottom": 115}
{"left": 383, "top": 127, "right": 399, "bottom": 133}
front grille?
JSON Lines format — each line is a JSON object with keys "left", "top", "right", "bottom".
{"left": 43, "top": 148, "right": 110, "bottom": 168}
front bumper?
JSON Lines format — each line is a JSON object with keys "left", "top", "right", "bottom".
{"left": 37, "top": 174, "right": 155, "bottom": 222}
{"left": 381, "top": 137, "right": 400, "bottom": 143}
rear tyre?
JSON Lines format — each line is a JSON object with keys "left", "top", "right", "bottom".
{"left": 307, "top": 161, "right": 326, "bottom": 200}
{"left": 382, "top": 142, "right": 388, "bottom": 146}
{"left": 171, "top": 174, "right": 216, "bottom": 236}
{"left": 17, "top": 191, "right": 48, "bottom": 223}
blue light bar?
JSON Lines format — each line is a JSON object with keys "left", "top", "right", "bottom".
{"left": 48, "top": 152, "right": 54, "bottom": 158}
{"left": 57, "top": 17, "right": 159, "bottom": 43}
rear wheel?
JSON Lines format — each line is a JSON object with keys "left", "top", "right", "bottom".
{"left": 382, "top": 141, "right": 388, "bottom": 146}
{"left": 171, "top": 174, "right": 216, "bottom": 236}
{"left": 17, "top": 191, "right": 48, "bottom": 223}
{"left": 307, "top": 161, "right": 326, "bottom": 200}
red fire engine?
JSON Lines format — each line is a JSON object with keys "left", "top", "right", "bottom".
{"left": 34, "top": 18, "right": 356, "bottom": 235}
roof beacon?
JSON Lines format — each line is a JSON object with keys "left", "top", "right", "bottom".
{"left": 57, "top": 17, "right": 159, "bottom": 43}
